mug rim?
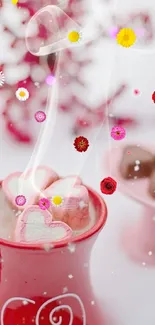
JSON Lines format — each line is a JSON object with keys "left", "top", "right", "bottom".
{"left": 0, "top": 186, "right": 107, "bottom": 251}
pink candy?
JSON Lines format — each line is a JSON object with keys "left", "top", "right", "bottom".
{"left": 2, "top": 166, "right": 90, "bottom": 243}
{"left": 15, "top": 205, "right": 72, "bottom": 244}
{"left": 2, "top": 166, "right": 59, "bottom": 210}
{"left": 42, "top": 176, "right": 90, "bottom": 230}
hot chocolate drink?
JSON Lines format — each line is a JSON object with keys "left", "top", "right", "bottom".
{"left": 0, "top": 166, "right": 96, "bottom": 244}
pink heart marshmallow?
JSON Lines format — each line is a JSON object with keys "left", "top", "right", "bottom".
{"left": 15, "top": 205, "right": 72, "bottom": 244}
{"left": 41, "top": 176, "right": 90, "bottom": 230}
{"left": 2, "top": 166, "right": 59, "bottom": 210}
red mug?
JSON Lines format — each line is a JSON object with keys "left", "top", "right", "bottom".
{"left": 0, "top": 186, "right": 107, "bottom": 325}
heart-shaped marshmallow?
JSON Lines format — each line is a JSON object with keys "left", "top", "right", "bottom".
{"left": 15, "top": 205, "right": 72, "bottom": 244}
{"left": 42, "top": 176, "right": 90, "bottom": 230}
{"left": 2, "top": 166, "right": 59, "bottom": 210}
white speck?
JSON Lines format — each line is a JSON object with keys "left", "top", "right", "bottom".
{"left": 142, "top": 262, "right": 146, "bottom": 266}
{"left": 68, "top": 243, "right": 76, "bottom": 253}
{"left": 79, "top": 201, "right": 88, "bottom": 209}
{"left": 16, "top": 211, "right": 21, "bottom": 217}
{"left": 152, "top": 216, "right": 155, "bottom": 221}
{"left": 41, "top": 316, "right": 44, "bottom": 320}
{"left": 135, "top": 160, "right": 140, "bottom": 165}
{"left": 91, "top": 301, "right": 95, "bottom": 305}
{"left": 43, "top": 292, "right": 47, "bottom": 295}
{"left": 134, "top": 165, "right": 139, "bottom": 171}
{"left": 68, "top": 274, "right": 73, "bottom": 279}
{"left": 148, "top": 251, "right": 153, "bottom": 256}
{"left": 34, "top": 82, "right": 40, "bottom": 88}
{"left": 4, "top": 279, "right": 7, "bottom": 282}
{"left": 22, "top": 300, "right": 28, "bottom": 305}
{"left": 63, "top": 287, "right": 68, "bottom": 293}
{"left": 134, "top": 176, "right": 138, "bottom": 179}
{"left": 53, "top": 317, "right": 57, "bottom": 322}
{"left": 43, "top": 243, "right": 53, "bottom": 252}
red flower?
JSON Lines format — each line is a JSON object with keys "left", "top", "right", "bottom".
{"left": 152, "top": 91, "right": 155, "bottom": 103}
{"left": 73, "top": 136, "right": 89, "bottom": 152}
{"left": 100, "top": 177, "right": 117, "bottom": 195}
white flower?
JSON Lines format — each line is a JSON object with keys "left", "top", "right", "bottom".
{"left": 16, "top": 87, "right": 29, "bottom": 101}
{"left": 0, "top": 71, "right": 5, "bottom": 87}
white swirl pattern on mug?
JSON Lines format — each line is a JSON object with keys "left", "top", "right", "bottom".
{"left": 0, "top": 293, "right": 86, "bottom": 325}
{"left": 35, "top": 293, "right": 86, "bottom": 325}
{"left": 0, "top": 297, "right": 35, "bottom": 325}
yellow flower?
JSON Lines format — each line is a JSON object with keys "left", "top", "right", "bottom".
{"left": 12, "top": 0, "right": 18, "bottom": 4}
{"left": 116, "top": 28, "right": 136, "bottom": 48}
{"left": 68, "top": 30, "right": 81, "bottom": 43}
{"left": 51, "top": 196, "right": 63, "bottom": 207}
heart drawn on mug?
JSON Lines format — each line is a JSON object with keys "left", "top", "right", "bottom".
{"left": 15, "top": 205, "right": 73, "bottom": 243}
{"left": 0, "top": 293, "right": 86, "bottom": 325}
{"left": 2, "top": 166, "right": 59, "bottom": 210}
{"left": 42, "top": 176, "right": 90, "bottom": 230}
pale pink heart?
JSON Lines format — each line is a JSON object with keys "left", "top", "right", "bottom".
{"left": 2, "top": 166, "right": 59, "bottom": 210}
{"left": 15, "top": 205, "right": 72, "bottom": 244}
{"left": 41, "top": 176, "right": 90, "bottom": 230}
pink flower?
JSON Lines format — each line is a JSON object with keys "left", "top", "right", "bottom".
{"left": 15, "top": 195, "right": 26, "bottom": 206}
{"left": 35, "top": 111, "right": 46, "bottom": 123}
{"left": 38, "top": 198, "right": 50, "bottom": 210}
{"left": 111, "top": 126, "right": 126, "bottom": 140}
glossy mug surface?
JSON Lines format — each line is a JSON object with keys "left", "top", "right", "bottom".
{"left": 0, "top": 186, "right": 107, "bottom": 325}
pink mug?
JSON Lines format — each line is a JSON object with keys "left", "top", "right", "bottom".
{"left": 0, "top": 184, "right": 107, "bottom": 325}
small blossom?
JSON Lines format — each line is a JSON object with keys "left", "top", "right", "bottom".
{"left": 38, "top": 198, "right": 50, "bottom": 210}
{"left": 15, "top": 195, "right": 26, "bottom": 206}
{"left": 16, "top": 88, "right": 29, "bottom": 101}
{"left": 111, "top": 126, "right": 126, "bottom": 140}
{"left": 74, "top": 136, "right": 89, "bottom": 152}
{"left": 100, "top": 177, "right": 117, "bottom": 195}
